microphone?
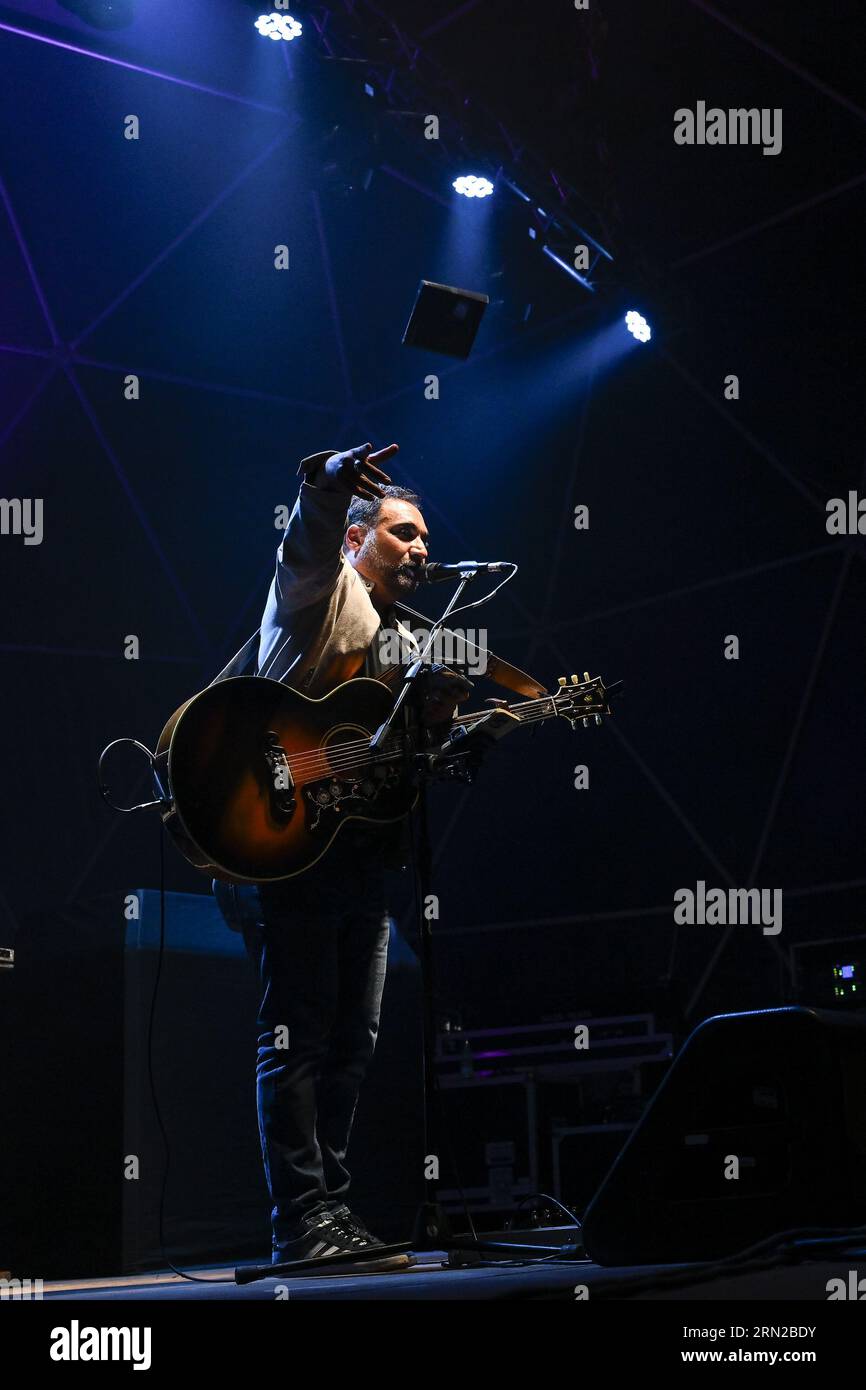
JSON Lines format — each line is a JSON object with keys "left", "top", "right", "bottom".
{"left": 419, "top": 561, "right": 515, "bottom": 583}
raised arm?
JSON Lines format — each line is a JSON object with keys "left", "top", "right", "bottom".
{"left": 272, "top": 442, "right": 397, "bottom": 613}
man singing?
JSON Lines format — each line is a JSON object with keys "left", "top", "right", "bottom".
{"left": 213, "top": 442, "right": 469, "bottom": 1267}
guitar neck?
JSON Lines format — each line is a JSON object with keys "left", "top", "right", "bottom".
{"left": 446, "top": 694, "right": 563, "bottom": 733}
{"left": 380, "top": 694, "right": 566, "bottom": 756}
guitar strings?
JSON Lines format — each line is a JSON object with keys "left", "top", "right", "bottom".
{"left": 282, "top": 696, "right": 588, "bottom": 777}
{"left": 280, "top": 694, "right": 595, "bottom": 780}
{"left": 281, "top": 697, "right": 546, "bottom": 776}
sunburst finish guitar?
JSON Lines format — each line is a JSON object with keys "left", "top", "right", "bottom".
{"left": 154, "top": 672, "right": 616, "bottom": 883}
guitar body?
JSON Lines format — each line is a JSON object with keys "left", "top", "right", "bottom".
{"left": 155, "top": 676, "right": 416, "bottom": 884}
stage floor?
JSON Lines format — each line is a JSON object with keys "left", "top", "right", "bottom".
{"left": 36, "top": 1251, "right": 866, "bottom": 1301}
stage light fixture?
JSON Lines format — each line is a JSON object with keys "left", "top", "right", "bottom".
{"left": 254, "top": 12, "right": 303, "bottom": 41}
{"left": 452, "top": 175, "right": 494, "bottom": 199}
{"left": 625, "top": 309, "right": 652, "bottom": 343}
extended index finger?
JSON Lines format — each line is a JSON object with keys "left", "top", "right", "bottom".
{"left": 367, "top": 443, "right": 399, "bottom": 467}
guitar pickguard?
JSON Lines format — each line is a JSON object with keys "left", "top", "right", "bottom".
{"left": 303, "top": 761, "right": 402, "bottom": 832}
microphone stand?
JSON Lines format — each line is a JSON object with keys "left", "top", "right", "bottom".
{"left": 368, "top": 572, "right": 478, "bottom": 1255}
{"left": 370, "top": 574, "right": 569, "bottom": 1263}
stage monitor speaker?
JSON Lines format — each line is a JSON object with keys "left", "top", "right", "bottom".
{"left": 582, "top": 1006, "right": 866, "bottom": 1265}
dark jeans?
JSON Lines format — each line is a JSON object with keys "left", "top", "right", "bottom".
{"left": 213, "top": 839, "right": 390, "bottom": 1257}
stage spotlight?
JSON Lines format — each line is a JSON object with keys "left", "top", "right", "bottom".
{"left": 254, "top": 12, "right": 303, "bottom": 41}
{"left": 625, "top": 309, "right": 652, "bottom": 343}
{"left": 452, "top": 175, "right": 494, "bottom": 199}
{"left": 56, "top": 0, "right": 134, "bottom": 27}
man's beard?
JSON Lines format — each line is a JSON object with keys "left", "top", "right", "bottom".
{"left": 362, "top": 536, "right": 422, "bottom": 591}
{"left": 394, "top": 560, "right": 423, "bottom": 589}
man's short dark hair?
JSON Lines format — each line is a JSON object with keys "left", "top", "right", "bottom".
{"left": 344, "top": 485, "right": 422, "bottom": 549}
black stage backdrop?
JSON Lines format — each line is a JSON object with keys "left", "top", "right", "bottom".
{"left": 1, "top": 0, "right": 864, "bottom": 1268}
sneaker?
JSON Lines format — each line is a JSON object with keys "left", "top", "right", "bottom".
{"left": 329, "top": 1203, "right": 380, "bottom": 1243}
{"left": 273, "top": 1208, "right": 411, "bottom": 1272}
{"left": 329, "top": 1206, "right": 413, "bottom": 1270}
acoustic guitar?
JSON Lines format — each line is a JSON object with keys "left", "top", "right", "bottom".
{"left": 154, "top": 672, "right": 615, "bottom": 883}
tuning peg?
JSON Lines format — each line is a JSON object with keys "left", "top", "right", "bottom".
{"left": 558, "top": 676, "right": 567, "bottom": 687}
{"left": 583, "top": 671, "right": 591, "bottom": 682}
{"left": 594, "top": 715, "right": 602, "bottom": 726}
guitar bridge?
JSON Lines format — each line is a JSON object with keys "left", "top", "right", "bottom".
{"left": 262, "top": 730, "right": 296, "bottom": 819}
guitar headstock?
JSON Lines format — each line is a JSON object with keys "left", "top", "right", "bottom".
{"left": 552, "top": 672, "right": 619, "bottom": 728}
